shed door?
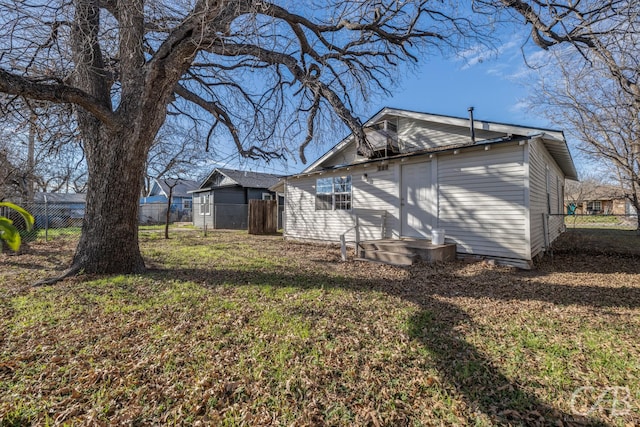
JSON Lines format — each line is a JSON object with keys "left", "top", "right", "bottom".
{"left": 401, "top": 162, "right": 433, "bottom": 238}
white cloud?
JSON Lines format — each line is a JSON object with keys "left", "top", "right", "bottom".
{"left": 456, "top": 39, "right": 520, "bottom": 70}
{"left": 509, "top": 100, "right": 529, "bottom": 113}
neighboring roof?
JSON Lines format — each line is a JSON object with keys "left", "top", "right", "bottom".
{"left": 33, "top": 192, "right": 86, "bottom": 204}
{"left": 153, "top": 178, "right": 199, "bottom": 198}
{"left": 566, "top": 184, "right": 627, "bottom": 202}
{"left": 303, "top": 107, "right": 578, "bottom": 180}
{"left": 192, "top": 168, "right": 282, "bottom": 193}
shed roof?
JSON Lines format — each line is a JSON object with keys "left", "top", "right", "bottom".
{"left": 192, "top": 168, "right": 282, "bottom": 193}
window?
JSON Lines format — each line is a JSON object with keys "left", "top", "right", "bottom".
{"left": 262, "top": 193, "right": 273, "bottom": 200}
{"left": 587, "top": 200, "right": 602, "bottom": 213}
{"left": 183, "top": 199, "right": 192, "bottom": 210}
{"left": 199, "top": 195, "right": 210, "bottom": 215}
{"left": 316, "top": 176, "right": 352, "bottom": 210}
{"left": 371, "top": 120, "right": 397, "bottom": 133}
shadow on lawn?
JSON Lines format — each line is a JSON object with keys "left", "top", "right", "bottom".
{"left": 151, "top": 265, "right": 610, "bottom": 426}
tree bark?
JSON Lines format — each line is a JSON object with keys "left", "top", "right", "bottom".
{"left": 70, "top": 126, "right": 148, "bottom": 274}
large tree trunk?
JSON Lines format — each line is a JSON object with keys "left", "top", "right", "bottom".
{"left": 70, "top": 126, "right": 149, "bottom": 274}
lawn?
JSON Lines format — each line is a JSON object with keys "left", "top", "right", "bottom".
{"left": 1, "top": 229, "right": 639, "bottom": 426}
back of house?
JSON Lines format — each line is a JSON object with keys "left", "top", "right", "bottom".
{"left": 279, "top": 107, "right": 577, "bottom": 268}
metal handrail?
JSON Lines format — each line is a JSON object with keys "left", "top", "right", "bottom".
{"left": 340, "top": 209, "right": 387, "bottom": 261}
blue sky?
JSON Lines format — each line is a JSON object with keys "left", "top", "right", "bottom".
{"left": 219, "top": 34, "right": 576, "bottom": 177}
{"left": 373, "top": 43, "right": 539, "bottom": 127}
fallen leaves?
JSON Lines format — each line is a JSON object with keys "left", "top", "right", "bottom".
{"left": 0, "top": 230, "right": 638, "bottom": 425}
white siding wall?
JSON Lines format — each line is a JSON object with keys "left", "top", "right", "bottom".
{"left": 354, "top": 165, "right": 400, "bottom": 240}
{"left": 319, "top": 143, "right": 361, "bottom": 168}
{"left": 437, "top": 144, "right": 529, "bottom": 260}
{"left": 398, "top": 117, "right": 502, "bottom": 152}
{"left": 528, "top": 139, "right": 565, "bottom": 258}
{"left": 287, "top": 141, "right": 561, "bottom": 266}
{"left": 284, "top": 166, "right": 398, "bottom": 242}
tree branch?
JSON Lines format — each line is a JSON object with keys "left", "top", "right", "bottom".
{"left": 0, "top": 69, "right": 116, "bottom": 125}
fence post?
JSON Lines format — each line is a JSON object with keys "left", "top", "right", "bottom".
{"left": 44, "top": 195, "right": 49, "bottom": 242}
{"left": 354, "top": 214, "right": 360, "bottom": 257}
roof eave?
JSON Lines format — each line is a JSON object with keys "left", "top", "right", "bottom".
{"left": 291, "top": 136, "right": 529, "bottom": 178}
{"left": 302, "top": 107, "right": 567, "bottom": 173}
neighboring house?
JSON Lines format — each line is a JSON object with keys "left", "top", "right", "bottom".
{"left": 565, "top": 185, "right": 637, "bottom": 216}
{"left": 32, "top": 192, "right": 86, "bottom": 228}
{"left": 276, "top": 107, "right": 578, "bottom": 269}
{"left": 190, "top": 168, "right": 282, "bottom": 229}
{"left": 139, "top": 178, "right": 199, "bottom": 223}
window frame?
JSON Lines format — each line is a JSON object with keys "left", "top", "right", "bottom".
{"left": 587, "top": 200, "right": 602, "bottom": 213}
{"left": 315, "top": 175, "right": 352, "bottom": 211}
{"left": 199, "top": 194, "right": 211, "bottom": 215}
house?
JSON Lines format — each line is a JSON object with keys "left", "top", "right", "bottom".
{"left": 277, "top": 107, "right": 578, "bottom": 269}
{"left": 32, "top": 192, "right": 86, "bottom": 228}
{"left": 190, "top": 168, "right": 282, "bottom": 229}
{"left": 565, "top": 184, "right": 637, "bottom": 216}
{"left": 139, "top": 178, "right": 199, "bottom": 223}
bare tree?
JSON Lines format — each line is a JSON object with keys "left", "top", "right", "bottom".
{"left": 0, "top": 0, "right": 490, "bottom": 277}
{"left": 527, "top": 57, "right": 640, "bottom": 231}
{"left": 476, "top": 1, "right": 640, "bottom": 232}
{"left": 481, "top": 1, "right": 640, "bottom": 105}
{"left": 144, "top": 121, "right": 206, "bottom": 196}
{"left": 1, "top": 99, "right": 86, "bottom": 198}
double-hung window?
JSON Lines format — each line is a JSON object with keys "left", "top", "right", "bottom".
{"left": 316, "top": 175, "right": 352, "bottom": 210}
{"left": 200, "top": 195, "right": 210, "bottom": 215}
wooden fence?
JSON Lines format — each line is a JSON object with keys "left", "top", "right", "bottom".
{"left": 248, "top": 199, "right": 277, "bottom": 234}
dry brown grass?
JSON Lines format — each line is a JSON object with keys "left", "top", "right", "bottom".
{"left": 0, "top": 229, "right": 638, "bottom": 426}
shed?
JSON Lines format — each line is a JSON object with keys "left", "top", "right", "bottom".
{"left": 190, "top": 168, "right": 282, "bottom": 230}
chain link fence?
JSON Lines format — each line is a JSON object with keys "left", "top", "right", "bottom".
{"left": 2, "top": 199, "right": 198, "bottom": 245}
{"left": 1, "top": 201, "right": 83, "bottom": 244}
{"left": 562, "top": 214, "right": 639, "bottom": 230}
{"left": 139, "top": 202, "right": 192, "bottom": 225}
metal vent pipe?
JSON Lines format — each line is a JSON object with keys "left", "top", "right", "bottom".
{"left": 468, "top": 106, "right": 476, "bottom": 143}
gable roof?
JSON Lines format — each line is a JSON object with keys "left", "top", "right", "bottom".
{"left": 152, "top": 178, "right": 199, "bottom": 198}
{"left": 304, "top": 107, "right": 578, "bottom": 180}
{"left": 34, "top": 192, "right": 86, "bottom": 204}
{"left": 194, "top": 168, "right": 282, "bottom": 192}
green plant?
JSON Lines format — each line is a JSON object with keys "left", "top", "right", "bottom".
{"left": 0, "top": 202, "right": 35, "bottom": 251}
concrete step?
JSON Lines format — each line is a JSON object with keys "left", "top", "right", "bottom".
{"left": 360, "top": 240, "right": 425, "bottom": 254}
{"left": 363, "top": 249, "right": 416, "bottom": 266}
{"left": 413, "top": 244, "right": 457, "bottom": 262}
